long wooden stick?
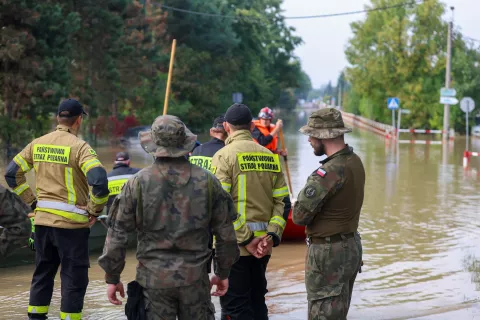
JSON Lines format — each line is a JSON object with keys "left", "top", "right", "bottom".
{"left": 279, "top": 128, "right": 294, "bottom": 197}
{"left": 163, "top": 39, "right": 177, "bottom": 115}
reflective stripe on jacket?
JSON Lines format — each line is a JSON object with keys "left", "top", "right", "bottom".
{"left": 189, "top": 138, "right": 225, "bottom": 173}
{"left": 106, "top": 164, "right": 141, "bottom": 214}
{"left": 108, "top": 175, "right": 135, "bottom": 196}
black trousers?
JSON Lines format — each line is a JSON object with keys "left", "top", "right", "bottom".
{"left": 282, "top": 196, "right": 291, "bottom": 221}
{"left": 28, "top": 225, "right": 90, "bottom": 319}
{"left": 220, "top": 255, "right": 271, "bottom": 320}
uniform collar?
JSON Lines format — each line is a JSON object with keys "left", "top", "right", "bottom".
{"left": 320, "top": 145, "right": 353, "bottom": 165}
{"left": 56, "top": 124, "right": 78, "bottom": 136}
{"left": 210, "top": 138, "right": 225, "bottom": 144}
{"left": 225, "top": 130, "right": 253, "bottom": 145}
{"left": 113, "top": 163, "right": 130, "bottom": 170}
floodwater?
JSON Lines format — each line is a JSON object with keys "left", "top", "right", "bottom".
{"left": 1, "top": 112, "right": 480, "bottom": 319}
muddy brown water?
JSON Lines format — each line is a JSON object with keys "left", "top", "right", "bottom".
{"left": 1, "top": 113, "right": 480, "bottom": 319}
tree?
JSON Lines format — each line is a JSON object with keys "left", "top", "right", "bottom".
{"left": 294, "top": 70, "right": 312, "bottom": 101}
{"left": 158, "top": 0, "right": 304, "bottom": 124}
{"left": 0, "top": 1, "right": 80, "bottom": 158}
{"left": 345, "top": 0, "right": 448, "bottom": 127}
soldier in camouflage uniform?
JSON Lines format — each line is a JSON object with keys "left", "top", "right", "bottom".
{"left": 292, "top": 108, "right": 365, "bottom": 320}
{"left": 98, "top": 115, "right": 256, "bottom": 320}
{"left": 0, "top": 184, "right": 32, "bottom": 257}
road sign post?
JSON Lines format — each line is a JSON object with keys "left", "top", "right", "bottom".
{"left": 397, "top": 108, "right": 401, "bottom": 141}
{"left": 392, "top": 110, "right": 395, "bottom": 130}
{"left": 460, "top": 97, "right": 475, "bottom": 150}
{"left": 388, "top": 98, "right": 400, "bottom": 131}
{"left": 395, "top": 109, "right": 411, "bottom": 141}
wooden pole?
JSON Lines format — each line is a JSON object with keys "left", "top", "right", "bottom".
{"left": 163, "top": 39, "right": 177, "bottom": 115}
{"left": 279, "top": 128, "right": 294, "bottom": 198}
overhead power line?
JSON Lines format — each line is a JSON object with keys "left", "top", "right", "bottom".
{"left": 464, "top": 36, "right": 480, "bottom": 43}
{"left": 151, "top": 1, "right": 423, "bottom": 21}
{"left": 285, "top": 1, "right": 423, "bottom": 20}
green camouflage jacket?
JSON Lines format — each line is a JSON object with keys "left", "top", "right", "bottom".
{"left": 98, "top": 157, "right": 240, "bottom": 289}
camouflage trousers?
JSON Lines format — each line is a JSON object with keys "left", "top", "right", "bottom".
{"left": 306, "top": 232, "right": 362, "bottom": 320}
{"left": 143, "top": 274, "right": 215, "bottom": 320}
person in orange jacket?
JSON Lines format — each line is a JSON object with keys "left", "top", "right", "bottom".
{"left": 252, "top": 107, "right": 291, "bottom": 235}
{"left": 252, "top": 107, "right": 287, "bottom": 156}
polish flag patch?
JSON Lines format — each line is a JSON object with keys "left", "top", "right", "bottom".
{"left": 316, "top": 168, "right": 327, "bottom": 177}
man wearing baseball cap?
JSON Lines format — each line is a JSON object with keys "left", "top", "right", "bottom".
{"left": 189, "top": 115, "right": 227, "bottom": 173}
{"left": 189, "top": 115, "right": 228, "bottom": 276}
{"left": 5, "top": 98, "right": 109, "bottom": 320}
{"left": 212, "top": 103, "right": 289, "bottom": 320}
{"left": 106, "top": 151, "right": 141, "bottom": 214}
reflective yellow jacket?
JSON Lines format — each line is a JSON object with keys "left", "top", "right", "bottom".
{"left": 212, "top": 130, "right": 288, "bottom": 256}
{"left": 4, "top": 125, "right": 109, "bottom": 229}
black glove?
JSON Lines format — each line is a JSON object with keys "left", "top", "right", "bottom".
{"left": 30, "top": 200, "right": 37, "bottom": 211}
{"left": 28, "top": 217, "right": 35, "bottom": 251}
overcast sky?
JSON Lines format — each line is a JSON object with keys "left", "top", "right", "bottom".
{"left": 282, "top": 0, "right": 480, "bottom": 88}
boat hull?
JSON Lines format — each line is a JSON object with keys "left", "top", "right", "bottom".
{"left": 282, "top": 209, "right": 305, "bottom": 241}
{"left": 0, "top": 222, "right": 137, "bottom": 268}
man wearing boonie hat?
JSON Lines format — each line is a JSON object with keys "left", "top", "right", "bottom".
{"left": 292, "top": 108, "right": 365, "bottom": 320}
{"left": 98, "top": 114, "right": 242, "bottom": 319}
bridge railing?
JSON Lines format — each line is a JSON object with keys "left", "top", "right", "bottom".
{"left": 340, "top": 111, "right": 395, "bottom": 138}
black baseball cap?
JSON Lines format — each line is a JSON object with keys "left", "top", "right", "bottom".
{"left": 57, "top": 99, "right": 88, "bottom": 118}
{"left": 224, "top": 104, "right": 253, "bottom": 125}
{"left": 115, "top": 152, "right": 130, "bottom": 161}
{"left": 212, "top": 115, "right": 226, "bottom": 129}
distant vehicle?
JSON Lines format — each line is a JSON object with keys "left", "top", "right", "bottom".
{"left": 120, "top": 125, "right": 151, "bottom": 148}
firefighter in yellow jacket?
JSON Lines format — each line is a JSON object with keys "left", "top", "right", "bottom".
{"left": 212, "top": 103, "right": 289, "bottom": 320}
{"left": 4, "top": 98, "right": 109, "bottom": 320}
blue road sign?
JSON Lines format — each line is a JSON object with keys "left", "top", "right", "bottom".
{"left": 387, "top": 97, "right": 400, "bottom": 110}
{"left": 232, "top": 92, "right": 243, "bottom": 103}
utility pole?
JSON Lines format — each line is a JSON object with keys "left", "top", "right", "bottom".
{"left": 443, "top": 7, "right": 454, "bottom": 140}
{"left": 338, "top": 82, "right": 342, "bottom": 109}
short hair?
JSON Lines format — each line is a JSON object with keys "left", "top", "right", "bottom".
{"left": 57, "top": 113, "right": 81, "bottom": 127}
{"left": 228, "top": 122, "right": 251, "bottom": 131}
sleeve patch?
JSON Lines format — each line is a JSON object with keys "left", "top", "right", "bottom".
{"left": 304, "top": 185, "right": 316, "bottom": 198}
{"left": 89, "top": 149, "right": 97, "bottom": 156}
{"left": 316, "top": 168, "right": 327, "bottom": 177}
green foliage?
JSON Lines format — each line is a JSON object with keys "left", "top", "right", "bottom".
{"left": 294, "top": 70, "right": 313, "bottom": 100}
{"left": 0, "top": 1, "right": 80, "bottom": 158}
{"left": 0, "top": 0, "right": 306, "bottom": 149}
{"left": 162, "top": 0, "right": 305, "bottom": 119}
{"left": 344, "top": 0, "right": 480, "bottom": 132}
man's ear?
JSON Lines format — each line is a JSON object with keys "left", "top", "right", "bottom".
{"left": 223, "top": 122, "right": 230, "bottom": 134}
{"left": 249, "top": 122, "right": 255, "bottom": 132}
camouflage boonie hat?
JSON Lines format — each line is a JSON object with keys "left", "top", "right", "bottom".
{"left": 139, "top": 115, "right": 197, "bottom": 157}
{"left": 299, "top": 108, "right": 352, "bottom": 139}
